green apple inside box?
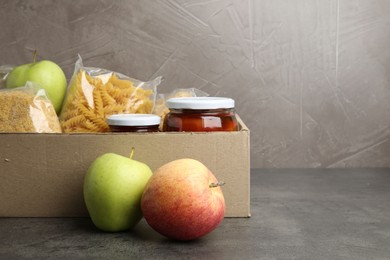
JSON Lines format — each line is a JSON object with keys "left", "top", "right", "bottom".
{"left": 6, "top": 52, "right": 67, "bottom": 114}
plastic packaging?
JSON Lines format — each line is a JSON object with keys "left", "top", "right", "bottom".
{"left": 0, "top": 65, "right": 13, "bottom": 89}
{"left": 59, "top": 55, "right": 162, "bottom": 132}
{"left": 0, "top": 82, "right": 62, "bottom": 133}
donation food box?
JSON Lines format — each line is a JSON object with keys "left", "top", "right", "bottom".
{"left": 0, "top": 117, "right": 250, "bottom": 218}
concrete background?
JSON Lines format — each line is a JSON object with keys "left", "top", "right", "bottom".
{"left": 1, "top": 0, "right": 389, "bottom": 168}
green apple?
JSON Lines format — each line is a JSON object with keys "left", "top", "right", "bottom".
{"left": 83, "top": 152, "right": 153, "bottom": 232}
{"left": 6, "top": 58, "right": 67, "bottom": 114}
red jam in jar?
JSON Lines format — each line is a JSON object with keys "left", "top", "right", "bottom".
{"left": 163, "top": 97, "right": 238, "bottom": 132}
{"left": 107, "top": 114, "right": 161, "bottom": 132}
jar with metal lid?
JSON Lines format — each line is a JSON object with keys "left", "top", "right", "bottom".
{"left": 163, "top": 97, "right": 238, "bottom": 132}
{"left": 107, "top": 114, "right": 161, "bottom": 132}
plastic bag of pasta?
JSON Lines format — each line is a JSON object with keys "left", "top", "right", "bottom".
{"left": 60, "top": 55, "right": 162, "bottom": 132}
{"left": 0, "top": 82, "right": 62, "bottom": 133}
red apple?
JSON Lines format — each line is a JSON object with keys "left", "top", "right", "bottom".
{"left": 141, "top": 158, "right": 225, "bottom": 241}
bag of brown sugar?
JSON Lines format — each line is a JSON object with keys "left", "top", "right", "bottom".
{"left": 0, "top": 82, "right": 62, "bottom": 133}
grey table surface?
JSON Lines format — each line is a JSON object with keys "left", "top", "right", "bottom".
{"left": 1, "top": 168, "right": 390, "bottom": 259}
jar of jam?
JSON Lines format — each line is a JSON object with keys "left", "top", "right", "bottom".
{"left": 163, "top": 97, "right": 238, "bottom": 132}
{"left": 107, "top": 114, "right": 161, "bottom": 132}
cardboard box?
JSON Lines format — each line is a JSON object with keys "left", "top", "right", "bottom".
{"left": 0, "top": 117, "right": 250, "bottom": 218}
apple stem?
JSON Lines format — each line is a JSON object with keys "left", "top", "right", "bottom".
{"left": 33, "top": 50, "right": 37, "bottom": 63}
{"left": 129, "top": 147, "right": 135, "bottom": 159}
{"left": 209, "top": 181, "right": 225, "bottom": 188}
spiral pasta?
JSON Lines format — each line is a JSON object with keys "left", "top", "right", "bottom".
{"left": 60, "top": 70, "right": 154, "bottom": 132}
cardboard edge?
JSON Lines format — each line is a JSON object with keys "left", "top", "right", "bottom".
{"left": 235, "top": 114, "right": 251, "bottom": 217}
{"left": 236, "top": 114, "right": 249, "bottom": 132}
{"left": 241, "top": 114, "right": 251, "bottom": 217}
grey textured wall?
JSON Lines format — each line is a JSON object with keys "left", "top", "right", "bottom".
{"left": 1, "top": 0, "right": 389, "bottom": 168}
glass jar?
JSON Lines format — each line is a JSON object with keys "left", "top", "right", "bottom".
{"left": 163, "top": 97, "right": 238, "bottom": 132}
{"left": 107, "top": 114, "right": 161, "bottom": 132}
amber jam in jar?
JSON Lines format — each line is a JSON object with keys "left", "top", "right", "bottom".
{"left": 163, "top": 97, "right": 238, "bottom": 132}
{"left": 107, "top": 114, "right": 161, "bottom": 132}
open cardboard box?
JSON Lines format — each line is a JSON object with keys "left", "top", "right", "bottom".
{"left": 0, "top": 117, "right": 250, "bottom": 218}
